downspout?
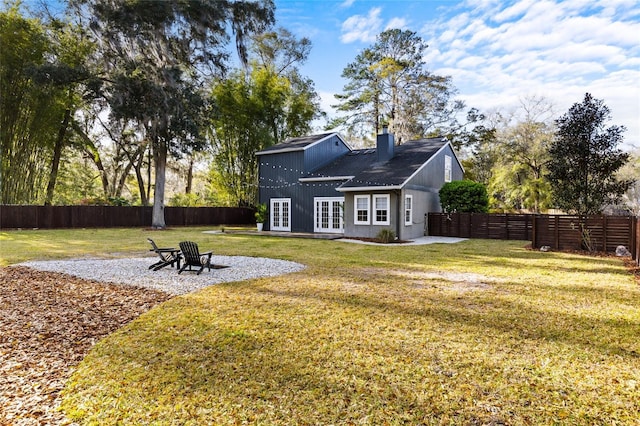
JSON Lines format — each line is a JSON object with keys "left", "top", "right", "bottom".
{"left": 396, "top": 189, "right": 402, "bottom": 240}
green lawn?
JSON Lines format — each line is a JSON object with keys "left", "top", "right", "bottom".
{"left": 2, "top": 228, "right": 639, "bottom": 424}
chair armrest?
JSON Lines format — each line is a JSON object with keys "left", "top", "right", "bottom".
{"left": 155, "top": 248, "right": 179, "bottom": 253}
{"left": 201, "top": 251, "right": 213, "bottom": 257}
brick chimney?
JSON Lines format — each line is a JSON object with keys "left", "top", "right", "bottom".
{"left": 376, "top": 125, "right": 395, "bottom": 162}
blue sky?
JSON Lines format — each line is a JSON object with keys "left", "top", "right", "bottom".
{"left": 275, "top": 0, "right": 640, "bottom": 150}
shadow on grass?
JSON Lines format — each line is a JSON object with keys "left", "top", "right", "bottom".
{"left": 246, "top": 273, "right": 640, "bottom": 361}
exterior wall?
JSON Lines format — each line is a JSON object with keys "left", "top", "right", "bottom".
{"left": 343, "top": 191, "right": 401, "bottom": 239}
{"left": 408, "top": 144, "right": 464, "bottom": 192}
{"left": 305, "top": 134, "right": 350, "bottom": 173}
{"left": 258, "top": 150, "right": 305, "bottom": 231}
{"left": 399, "top": 188, "right": 436, "bottom": 240}
{"left": 257, "top": 135, "right": 350, "bottom": 232}
{"left": 400, "top": 143, "right": 464, "bottom": 239}
{"left": 342, "top": 143, "right": 464, "bottom": 240}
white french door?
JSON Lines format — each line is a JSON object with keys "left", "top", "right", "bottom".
{"left": 270, "top": 198, "right": 291, "bottom": 231}
{"left": 314, "top": 197, "right": 344, "bottom": 233}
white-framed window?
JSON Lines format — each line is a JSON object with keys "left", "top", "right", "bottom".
{"left": 444, "top": 155, "right": 452, "bottom": 182}
{"left": 354, "top": 195, "right": 370, "bottom": 225}
{"left": 373, "top": 194, "right": 390, "bottom": 225}
{"left": 404, "top": 194, "right": 413, "bottom": 226}
{"left": 270, "top": 198, "right": 291, "bottom": 231}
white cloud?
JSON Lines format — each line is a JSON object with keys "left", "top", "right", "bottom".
{"left": 325, "top": 0, "right": 639, "bottom": 148}
{"left": 340, "top": 0, "right": 356, "bottom": 8}
{"left": 340, "top": 7, "right": 383, "bottom": 43}
{"left": 385, "top": 17, "right": 408, "bottom": 30}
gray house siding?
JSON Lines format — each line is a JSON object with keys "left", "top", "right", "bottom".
{"left": 258, "top": 150, "right": 305, "bottom": 231}
{"left": 305, "top": 134, "right": 350, "bottom": 173}
{"left": 343, "top": 191, "right": 401, "bottom": 239}
{"left": 400, "top": 144, "right": 463, "bottom": 239}
{"left": 258, "top": 134, "right": 464, "bottom": 238}
{"left": 257, "top": 134, "right": 349, "bottom": 232}
{"left": 342, "top": 143, "right": 464, "bottom": 240}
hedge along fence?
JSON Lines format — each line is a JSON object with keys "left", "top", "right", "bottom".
{"left": 0, "top": 205, "right": 255, "bottom": 229}
{"left": 428, "top": 212, "right": 637, "bottom": 254}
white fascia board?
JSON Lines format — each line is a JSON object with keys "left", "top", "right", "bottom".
{"left": 299, "top": 176, "right": 354, "bottom": 182}
{"left": 303, "top": 133, "right": 353, "bottom": 151}
{"left": 336, "top": 185, "right": 402, "bottom": 192}
{"left": 256, "top": 132, "right": 352, "bottom": 156}
{"left": 255, "top": 145, "right": 306, "bottom": 155}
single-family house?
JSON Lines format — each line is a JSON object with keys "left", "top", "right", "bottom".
{"left": 256, "top": 130, "right": 464, "bottom": 240}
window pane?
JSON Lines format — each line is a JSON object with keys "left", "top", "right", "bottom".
{"left": 332, "top": 202, "right": 341, "bottom": 228}
{"left": 282, "top": 202, "right": 289, "bottom": 227}
{"left": 321, "top": 201, "right": 329, "bottom": 228}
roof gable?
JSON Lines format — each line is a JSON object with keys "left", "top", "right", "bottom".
{"left": 301, "top": 137, "right": 451, "bottom": 190}
{"left": 256, "top": 132, "right": 348, "bottom": 155}
{"left": 340, "top": 138, "right": 448, "bottom": 190}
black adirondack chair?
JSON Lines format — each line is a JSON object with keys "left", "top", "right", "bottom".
{"left": 147, "top": 238, "right": 181, "bottom": 271}
{"left": 178, "top": 241, "right": 213, "bottom": 275}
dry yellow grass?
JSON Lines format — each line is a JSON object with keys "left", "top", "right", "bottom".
{"left": 3, "top": 228, "right": 638, "bottom": 424}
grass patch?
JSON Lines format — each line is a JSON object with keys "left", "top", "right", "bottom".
{"left": 2, "top": 228, "right": 639, "bottom": 424}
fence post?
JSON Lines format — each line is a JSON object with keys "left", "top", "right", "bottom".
{"left": 532, "top": 215, "right": 537, "bottom": 248}
{"left": 602, "top": 215, "right": 607, "bottom": 252}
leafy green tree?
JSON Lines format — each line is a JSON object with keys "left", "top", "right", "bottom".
{"left": 208, "top": 28, "right": 320, "bottom": 207}
{"left": 35, "top": 19, "right": 95, "bottom": 206}
{"left": 619, "top": 149, "right": 640, "bottom": 215}
{"left": 548, "top": 93, "right": 631, "bottom": 215}
{"left": 331, "top": 29, "right": 462, "bottom": 143}
{"left": 208, "top": 63, "right": 318, "bottom": 206}
{"left": 0, "top": 5, "right": 66, "bottom": 204}
{"left": 470, "top": 96, "right": 554, "bottom": 213}
{"left": 73, "top": 0, "right": 275, "bottom": 228}
{"left": 439, "top": 180, "right": 489, "bottom": 213}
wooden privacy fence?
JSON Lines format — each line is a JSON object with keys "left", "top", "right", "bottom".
{"left": 428, "top": 213, "right": 637, "bottom": 254}
{"left": 631, "top": 217, "right": 640, "bottom": 266}
{"left": 428, "top": 213, "right": 533, "bottom": 241}
{"left": 0, "top": 205, "right": 254, "bottom": 229}
{"left": 531, "top": 215, "right": 636, "bottom": 253}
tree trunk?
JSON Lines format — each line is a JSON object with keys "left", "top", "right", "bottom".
{"left": 44, "top": 108, "right": 71, "bottom": 206}
{"left": 146, "top": 147, "right": 152, "bottom": 206}
{"left": 185, "top": 156, "right": 194, "bottom": 194}
{"left": 151, "top": 139, "right": 167, "bottom": 229}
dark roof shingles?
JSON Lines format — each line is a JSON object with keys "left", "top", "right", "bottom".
{"left": 336, "top": 138, "right": 447, "bottom": 189}
{"left": 258, "top": 132, "right": 336, "bottom": 154}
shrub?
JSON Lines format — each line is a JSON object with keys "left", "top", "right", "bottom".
{"left": 439, "top": 180, "right": 489, "bottom": 213}
{"left": 376, "top": 229, "right": 396, "bottom": 243}
{"left": 254, "top": 203, "right": 267, "bottom": 223}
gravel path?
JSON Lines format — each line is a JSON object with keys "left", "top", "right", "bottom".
{"left": 19, "top": 256, "right": 306, "bottom": 295}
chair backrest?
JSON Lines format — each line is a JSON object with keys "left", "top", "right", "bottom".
{"left": 147, "top": 238, "right": 160, "bottom": 251}
{"left": 179, "top": 241, "right": 201, "bottom": 266}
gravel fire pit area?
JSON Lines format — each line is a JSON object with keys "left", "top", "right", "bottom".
{"left": 19, "top": 255, "right": 306, "bottom": 295}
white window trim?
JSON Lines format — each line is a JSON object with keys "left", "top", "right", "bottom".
{"left": 314, "top": 197, "right": 344, "bottom": 233}
{"left": 444, "top": 155, "right": 452, "bottom": 183}
{"left": 354, "top": 195, "right": 370, "bottom": 225}
{"left": 270, "top": 198, "right": 291, "bottom": 232}
{"left": 373, "top": 194, "right": 391, "bottom": 226}
{"left": 404, "top": 194, "right": 413, "bottom": 226}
